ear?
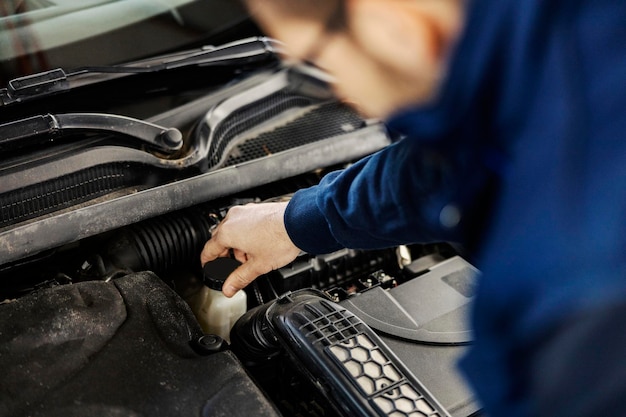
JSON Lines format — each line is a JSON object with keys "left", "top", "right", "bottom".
{"left": 346, "top": 0, "right": 458, "bottom": 79}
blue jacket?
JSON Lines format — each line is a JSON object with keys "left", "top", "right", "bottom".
{"left": 284, "top": 0, "right": 626, "bottom": 415}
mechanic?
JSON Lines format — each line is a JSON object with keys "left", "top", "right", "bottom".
{"left": 201, "top": 0, "right": 626, "bottom": 415}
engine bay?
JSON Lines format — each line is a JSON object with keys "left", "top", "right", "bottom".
{"left": 0, "top": 38, "right": 481, "bottom": 417}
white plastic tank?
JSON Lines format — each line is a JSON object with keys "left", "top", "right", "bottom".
{"left": 193, "top": 258, "right": 247, "bottom": 342}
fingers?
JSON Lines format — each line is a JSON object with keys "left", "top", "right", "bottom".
{"left": 232, "top": 248, "right": 249, "bottom": 263}
{"left": 199, "top": 202, "right": 298, "bottom": 297}
{"left": 200, "top": 238, "right": 229, "bottom": 266}
{"left": 222, "top": 261, "right": 267, "bottom": 297}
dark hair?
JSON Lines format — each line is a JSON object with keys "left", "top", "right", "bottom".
{"left": 243, "top": 0, "right": 347, "bottom": 32}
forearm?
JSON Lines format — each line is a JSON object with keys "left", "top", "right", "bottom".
{"left": 284, "top": 135, "right": 475, "bottom": 254}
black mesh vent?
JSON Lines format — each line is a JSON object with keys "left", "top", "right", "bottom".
{"left": 299, "top": 301, "right": 363, "bottom": 346}
{"left": 207, "top": 91, "right": 317, "bottom": 169}
{"left": 0, "top": 163, "right": 135, "bottom": 228}
{"left": 221, "top": 102, "right": 365, "bottom": 168}
{"left": 206, "top": 89, "right": 366, "bottom": 170}
{"left": 296, "top": 301, "right": 444, "bottom": 417}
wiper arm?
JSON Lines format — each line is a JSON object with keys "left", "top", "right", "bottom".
{"left": 0, "top": 113, "right": 183, "bottom": 153}
{"left": 70, "top": 37, "right": 283, "bottom": 75}
{"left": 1, "top": 37, "right": 280, "bottom": 105}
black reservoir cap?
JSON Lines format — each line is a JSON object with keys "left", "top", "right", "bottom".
{"left": 203, "top": 258, "right": 242, "bottom": 291}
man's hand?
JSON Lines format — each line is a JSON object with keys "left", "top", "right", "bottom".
{"left": 200, "top": 202, "right": 302, "bottom": 297}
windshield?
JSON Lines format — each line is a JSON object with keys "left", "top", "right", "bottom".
{"left": 0, "top": 0, "right": 254, "bottom": 85}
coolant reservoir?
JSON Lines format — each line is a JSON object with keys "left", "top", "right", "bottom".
{"left": 194, "top": 258, "right": 247, "bottom": 342}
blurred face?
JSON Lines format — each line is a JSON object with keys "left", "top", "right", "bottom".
{"left": 248, "top": 0, "right": 462, "bottom": 118}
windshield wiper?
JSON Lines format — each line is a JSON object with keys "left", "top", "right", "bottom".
{"left": 0, "top": 37, "right": 281, "bottom": 106}
{"left": 71, "top": 37, "right": 282, "bottom": 75}
{"left": 0, "top": 113, "right": 183, "bottom": 154}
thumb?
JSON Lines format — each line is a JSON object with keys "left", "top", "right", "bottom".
{"left": 222, "top": 261, "right": 266, "bottom": 297}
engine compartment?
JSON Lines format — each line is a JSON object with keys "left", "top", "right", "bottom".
{"left": 0, "top": 39, "right": 481, "bottom": 417}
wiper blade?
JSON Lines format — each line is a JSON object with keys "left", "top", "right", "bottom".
{"left": 4, "top": 69, "right": 70, "bottom": 103}
{"left": 70, "top": 37, "right": 282, "bottom": 75}
{"left": 0, "top": 113, "right": 182, "bottom": 154}
{"left": 1, "top": 37, "right": 281, "bottom": 105}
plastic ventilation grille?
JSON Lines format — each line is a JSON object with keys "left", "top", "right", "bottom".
{"left": 0, "top": 163, "right": 133, "bottom": 228}
{"left": 297, "top": 300, "right": 444, "bottom": 417}
{"left": 207, "top": 92, "right": 315, "bottom": 169}
{"left": 221, "top": 102, "right": 364, "bottom": 168}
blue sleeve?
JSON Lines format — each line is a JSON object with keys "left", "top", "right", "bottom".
{"left": 283, "top": 131, "right": 492, "bottom": 254}
{"left": 282, "top": 0, "right": 509, "bottom": 256}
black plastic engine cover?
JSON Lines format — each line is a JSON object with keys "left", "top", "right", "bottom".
{"left": 340, "top": 256, "right": 481, "bottom": 417}
{"left": 230, "top": 256, "right": 481, "bottom": 417}
{"left": 231, "top": 289, "right": 452, "bottom": 417}
{"left": 0, "top": 272, "right": 281, "bottom": 417}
